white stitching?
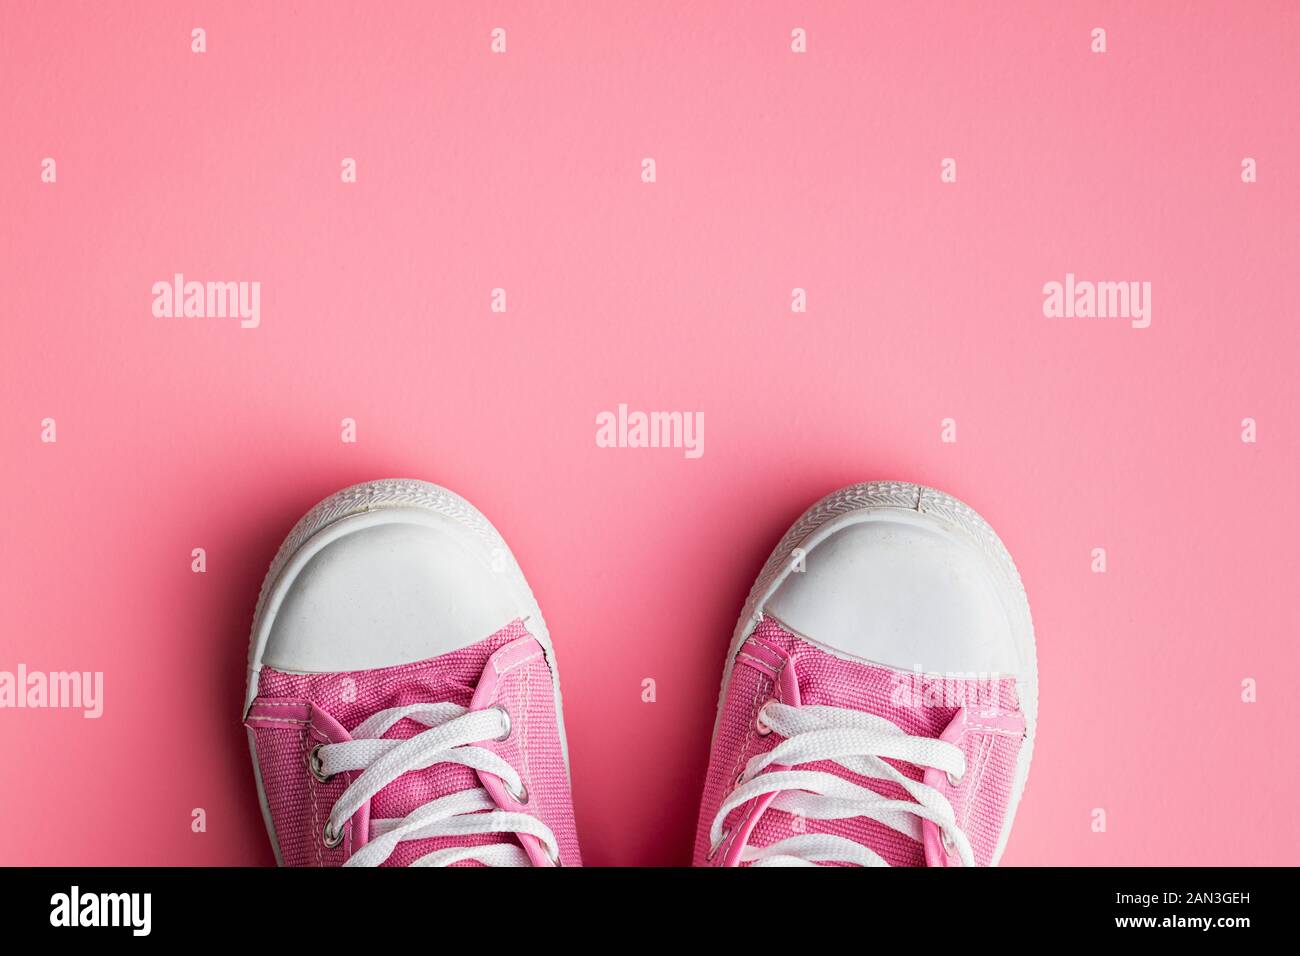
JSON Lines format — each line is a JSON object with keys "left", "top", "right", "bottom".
{"left": 307, "top": 732, "right": 322, "bottom": 867}
{"left": 718, "top": 668, "right": 776, "bottom": 864}
{"left": 960, "top": 735, "right": 994, "bottom": 834}
{"left": 494, "top": 647, "right": 543, "bottom": 676}
{"left": 521, "top": 658, "right": 533, "bottom": 788}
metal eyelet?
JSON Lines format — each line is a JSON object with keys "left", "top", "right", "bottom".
{"left": 322, "top": 819, "right": 344, "bottom": 849}
{"left": 307, "top": 744, "right": 333, "bottom": 783}
{"left": 946, "top": 768, "right": 964, "bottom": 787}
{"left": 734, "top": 769, "right": 747, "bottom": 790}
{"left": 506, "top": 778, "right": 529, "bottom": 805}
{"left": 545, "top": 843, "right": 562, "bottom": 866}
{"left": 940, "top": 828, "right": 957, "bottom": 855}
{"left": 706, "top": 830, "right": 730, "bottom": 862}
{"left": 492, "top": 706, "right": 512, "bottom": 742}
{"left": 755, "top": 699, "right": 776, "bottom": 736}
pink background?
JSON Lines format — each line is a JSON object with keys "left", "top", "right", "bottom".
{"left": 2, "top": 2, "right": 1297, "bottom": 866}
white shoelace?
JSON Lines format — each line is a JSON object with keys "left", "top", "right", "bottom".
{"left": 314, "top": 702, "right": 559, "bottom": 867}
{"left": 708, "top": 702, "right": 973, "bottom": 867}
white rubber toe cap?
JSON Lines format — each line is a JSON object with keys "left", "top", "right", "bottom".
{"left": 765, "top": 509, "right": 1029, "bottom": 679}
{"left": 259, "top": 509, "right": 522, "bottom": 675}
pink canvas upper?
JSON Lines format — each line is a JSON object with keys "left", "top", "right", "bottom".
{"left": 694, "top": 616, "right": 1024, "bottom": 867}
{"left": 246, "top": 619, "right": 580, "bottom": 867}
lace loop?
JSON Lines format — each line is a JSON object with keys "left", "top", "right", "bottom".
{"left": 709, "top": 702, "right": 973, "bottom": 867}
{"left": 316, "top": 703, "right": 558, "bottom": 867}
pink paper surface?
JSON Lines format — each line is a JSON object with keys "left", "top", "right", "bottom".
{"left": 1, "top": 2, "right": 1296, "bottom": 865}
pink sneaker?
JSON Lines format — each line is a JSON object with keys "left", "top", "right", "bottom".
{"left": 694, "top": 481, "right": 1037, "bottom": 867}
{"left": 243, "top": 479, "right": 580, "bottom": 867}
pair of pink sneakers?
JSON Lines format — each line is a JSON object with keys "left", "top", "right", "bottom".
{"left": 243, "top": 478, "right": 1036, "bottom": 867}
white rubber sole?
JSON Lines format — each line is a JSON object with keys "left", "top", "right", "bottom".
{"left": 709, "top": 480, "right": 1038, "bottom": 866}
{"left": 243, "top": 478, "right": 572, "bottom": 863}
